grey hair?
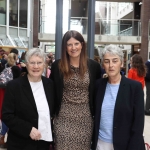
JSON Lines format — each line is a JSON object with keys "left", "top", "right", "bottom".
{"left": 25, "top": 48, "right": 46, "bottom": 63}
{"left": 100, "top": 45, "right": 124, "bottom": 62}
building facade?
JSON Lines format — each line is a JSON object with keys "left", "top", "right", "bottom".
{"left": 0, "top": 0, "right": 34, "bottom": 51}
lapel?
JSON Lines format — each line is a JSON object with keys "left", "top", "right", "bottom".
{"left": 113, "top": 75, "right": 126, "bottom": 123}
{"left": 21, "top": 75, "right": 37, "bottom": 112}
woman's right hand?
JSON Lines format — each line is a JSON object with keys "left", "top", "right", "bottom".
{"left": 29, "top": 127, "right": 41, "bottom": 140}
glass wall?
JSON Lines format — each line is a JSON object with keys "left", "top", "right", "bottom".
{"left": 9, "top": 0, "right": 18, "bottom": 26}
{"left": 0, "top": 0, "right": 6, "bottom": 25}
{"left": 19, "top": 0, "right": 27, "bottom": 28}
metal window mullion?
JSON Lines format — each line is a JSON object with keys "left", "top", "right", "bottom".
{"left": 27, "top": 0, "right": 30, "bottom": 37}
{"left": 6, "top": 0, "right": 15, "bottom": 46}
{"left": 18, "top": 0, "right": 20, "bottom": 36}
{"left": 6, "top": 0, "right": 9, "bottom": 35}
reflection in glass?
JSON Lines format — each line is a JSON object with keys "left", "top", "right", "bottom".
{"left": 19, "top": 0, "right": 27, "bottom": 28}
{"left": 20, "top": 37, "right": 28, "bottom": 48}
{"left": 10, "top": 35, "right": 24, "bottom": 47}
{"left": 0, "top": 0, "right": 6, "bottom": 25}
{"left": 0, "top": 35, "right": 13, "bottom": 46}
{"left": 9, "top": 0, "right": 18, "bottom": 27}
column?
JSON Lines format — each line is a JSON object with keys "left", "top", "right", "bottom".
{"left": 141, "top": 0, "right": 150, "bottom": 62}
{"left": 55, "top": 0, "right": 63, "bottom": 59}
{"left": 87, "top": 0, "right": 95, "bottom": 59}
{"left": 33, "top": 0, "right": 39, "bottom": 47}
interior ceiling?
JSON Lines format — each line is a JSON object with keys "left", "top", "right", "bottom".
{"left": 122, "top": 12, "right": 133, "bottom": 19}
{"left": 71, "top": 1, "right": 87, "bottom": 17}
{"left": 71, "top": 0, "right": 141, "bottom": 18}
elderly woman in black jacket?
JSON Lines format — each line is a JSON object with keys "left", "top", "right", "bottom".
{"left": 2, "top": 48, "right": 55, "bottom": 150}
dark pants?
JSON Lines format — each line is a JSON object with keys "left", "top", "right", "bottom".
{"left": 37, "top": 140, "right": 50, "bottom": 150}
{"left": 145, "top": 81, "right": 150, "bottom": 110}
{"left": 7, "top": 140, "right": 50, "bottom": 150}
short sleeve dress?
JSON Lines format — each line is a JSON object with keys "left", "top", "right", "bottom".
{"left": 54, "top": 65, "right": 93, "bottom": 150}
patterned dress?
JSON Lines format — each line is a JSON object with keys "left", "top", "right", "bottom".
{"left": 54, "top": 66, "right": 93, "bottom": 150}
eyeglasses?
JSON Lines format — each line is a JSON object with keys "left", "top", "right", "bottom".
{"left": 28, "top": 62, "right": 44, "bottom": 66}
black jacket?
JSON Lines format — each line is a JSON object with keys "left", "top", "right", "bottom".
{"left": 2, "top": 75, "right": 55, "bottom": 150}
{"left": 92, "top": 76, "right": 145, "bottom": 150}
{"left": 145, "top": 61, "right": 150, "bottom": 81}
{"left": 50, "top": 59, "right": 101, "bottom": 116}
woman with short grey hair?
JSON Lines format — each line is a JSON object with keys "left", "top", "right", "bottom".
{"left": 2, "top": 48, "right": 55, "bottom": 150}
{"left": 92, "top": 44, "right": 145, "bottom": 150}
{"left": 25, "top": 48, "right": 46, "bottom": 64}
{"left": 100, "top": 44, "right": 124, "bottom": 63}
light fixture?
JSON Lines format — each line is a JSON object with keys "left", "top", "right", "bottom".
{"left": 139, "top": 2, "right": 142, "bottom": 5}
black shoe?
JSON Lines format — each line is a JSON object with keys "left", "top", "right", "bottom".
{"left": 145, "top": 110, "right": 150, "bottom": 116}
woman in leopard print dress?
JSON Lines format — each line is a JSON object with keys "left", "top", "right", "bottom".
{"left": 50, "top": 30, "right": 101, "bottom": 150}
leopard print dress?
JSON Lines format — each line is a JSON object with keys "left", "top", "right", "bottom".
{"left": 54, "top": 66, "right": 93, "bottom": 150}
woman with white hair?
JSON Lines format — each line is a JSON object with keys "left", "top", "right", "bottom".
{"left": 2, "top": 48, "right": 55, "bottom": 150}
{"left": 92, "top": 45, "right": 145, "bottom": 150}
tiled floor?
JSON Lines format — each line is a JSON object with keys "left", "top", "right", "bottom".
{"left": 0, "top": 88, "right": 150, "bottom": 150}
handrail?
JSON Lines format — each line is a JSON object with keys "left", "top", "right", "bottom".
{"left": 69, "top": 17, "right": 141, "bottom": 36}
{"left": 70, "top": 17, "right": 140, "bottom": 21}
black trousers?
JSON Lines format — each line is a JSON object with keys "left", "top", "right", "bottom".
{"left": 37, "top": 140, "right": 50, "bottom": 150}
{"left": 7, "top": 140, "right": 50, "bottom": 150}
{"left": 145, "top": 81, "right": 150, "bottom": 110}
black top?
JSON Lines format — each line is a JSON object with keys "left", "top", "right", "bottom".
{"left": 50, "top": 59, "right": 101, "bottom": 116}
{"left": 145, "top": 60, "right": 150, "bottom": 81}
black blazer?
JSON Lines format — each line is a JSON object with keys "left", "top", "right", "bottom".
{"left": 92, "top": 75, "right": 145, "bottom": 150}
{"left": 2, "top": 75, "right": 55, "bottom": 150}
{"left": 50, "top": 59, "right": 101, "bottom": 116}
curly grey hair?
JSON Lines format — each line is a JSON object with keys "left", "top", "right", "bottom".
{"left": 100, "top": 45, "right": 124, "bottom": 63}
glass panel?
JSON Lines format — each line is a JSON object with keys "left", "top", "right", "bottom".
{"left": 0, "top": 26, "right": 6, "bottom": 34}
{"left": 70, "top": 19, "right": 88, "bottom": 34}
{"left": 9, "top": 0, "right": 18, "bottom": 27}
{"left": 0, "top": 0, "right": 6, "bottom": 25}
{"left": 40, "top": 0, "right": 56, "bottom": 33}
{"left": 19, "top": 0, "right": 27, "bottom": 28}
{"left": 9, "top": 27, "right": 18, "bottom": 36}
{"left": 10, "top": 35, "right": 24, "bottom": 47}
{"left": 0, "top": 35, "right": 12, "bottom": 46}
{"left": 19, "top": 29, "right": 27, "bottom": 36}
{"left": 20, "top": 36, "right": 28, "bottom": 48}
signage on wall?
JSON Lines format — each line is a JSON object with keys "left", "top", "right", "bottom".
{"left": 45, "top": 44, "right": 55, "bottom": 53}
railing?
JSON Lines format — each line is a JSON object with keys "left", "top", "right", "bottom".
{"left": 70, "top": 17, "right": 141, "bottom": 36}
{"left": 39, "top": 17, "right": 141, "bottom": 37}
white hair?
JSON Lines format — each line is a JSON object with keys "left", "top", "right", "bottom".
{"left": 100, "top": 45, "right": 124, "bottom": 63}
{"left": 25, "top": 48, "right": 46, "bottom": 63}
